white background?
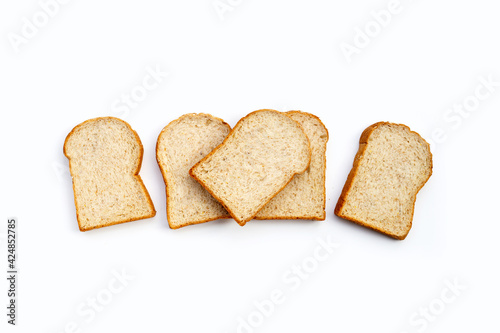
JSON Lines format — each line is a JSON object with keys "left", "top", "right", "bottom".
{"left": 1, "top": 0, "right": 499, "bottom": 332}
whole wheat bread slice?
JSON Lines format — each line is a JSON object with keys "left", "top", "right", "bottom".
{"left": 64, "top": 117, "right": 156, "bottom": 231}
{"left": 190, "top": 109, "right": 311, "bottom": 226}
{"left": 156, "top": 113, "right": 231, "bottom": 229}
{"left": 334, "top": 122, "right": 432, "bottom": 240}
{"left": 255, "top": 111, "right": 328, "bottom": 220}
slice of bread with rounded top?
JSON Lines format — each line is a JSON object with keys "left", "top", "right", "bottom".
{"left": 255, "top": 111, "right": 328, "bottom": 220}
{"left": 189, "top": 109, "right": 311, "bottom": 226}
{"left": 335, "top": 122, "right": 432, "bottom": 240}
{"left": 64, "top": 117, "right": 156, "bottom": 231}
{"left": 156, "top": 113, "right": 232, "bottom": 229}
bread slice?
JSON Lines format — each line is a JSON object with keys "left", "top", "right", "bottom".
{"left": 190, "top": 109, "right": 311, "bottom": 226}
{"left": 156, "top": 113, "right": 232, "bottom": 229}
{"left": 255, "top": 111, "right": 328, "bottom": 220}
{"left": 334, "top": 122, "right": 432, "bottom": 240}
{"left": 64, "top": 117, "right": 156, "bottom": 231}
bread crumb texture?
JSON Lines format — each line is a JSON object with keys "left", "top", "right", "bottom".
{"left": 64, "top": 117, "right": 155, "bottom": 231}
{"left": 190, "top": 109, "right": 311, "bottom": 225}
{"left": 156, "top": 114, "right": 231, "bottom": 228}
{"left": 256, "top": 111, "right": 328, "bottom": 220}
{"left": 335, "top": 122, "right": 432, "bottom": 240}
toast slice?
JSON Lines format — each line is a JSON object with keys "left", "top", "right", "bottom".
{"left": 334, "top": 122, "right": 432, "bottom": 240}
{"left": 190, "top": 109, "right": 311, "bottom": 226}
{"left": 156, "top": 113, "right": 232, "bottom": 229}
{"left": 255, "top": 111, "right": 328, "bottom": 220}
{"left": 64, "top": 117, "right": 156, "bottom": 231}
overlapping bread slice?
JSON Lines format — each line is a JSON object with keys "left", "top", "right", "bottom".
{"left": 156, "top": 114, "right": 232, "bottom": 229}
{"left": 64, "top": 117, "right": 156, "bottom": 231}
{"left": 255, "top": 111, "right": 328, "bottom": 220}
{"left": 190, "top": 109, "right": 311, "bottom": 226}
{"left": 335, "top": 122, "right": 432, "bottom": 240}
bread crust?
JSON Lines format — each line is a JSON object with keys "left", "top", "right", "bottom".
{"left": 64, "top": 117, "right": 156, "bottom": 231}
{"left": 189, "top": 109, "right": 312, "bottom": 226}
{"left": 254, "top": 111, "right": 329, "bottom": 221}
{"left": 156, "top": 113, "right": 232, "bottom": 229}
{"left": 334, "top": 122, "right": 433, "bottom": 240}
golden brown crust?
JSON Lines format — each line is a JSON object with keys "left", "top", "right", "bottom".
{"left": 254, "top": 110, "right": 328, "bottom": 221}
{"left": 155, "top": 113, "right": 232, "bottom": 229}
{"left": 334, "top": 121, "right": 433, "bottom": 240}
{"left": 64, "top": 117, "right": 156, "bottom": 232}
{"left": 189, "top": 109, "right": 312, "bottom": 226}
{"left": 254, "top": 215, "right": 326, "bottom": 221}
